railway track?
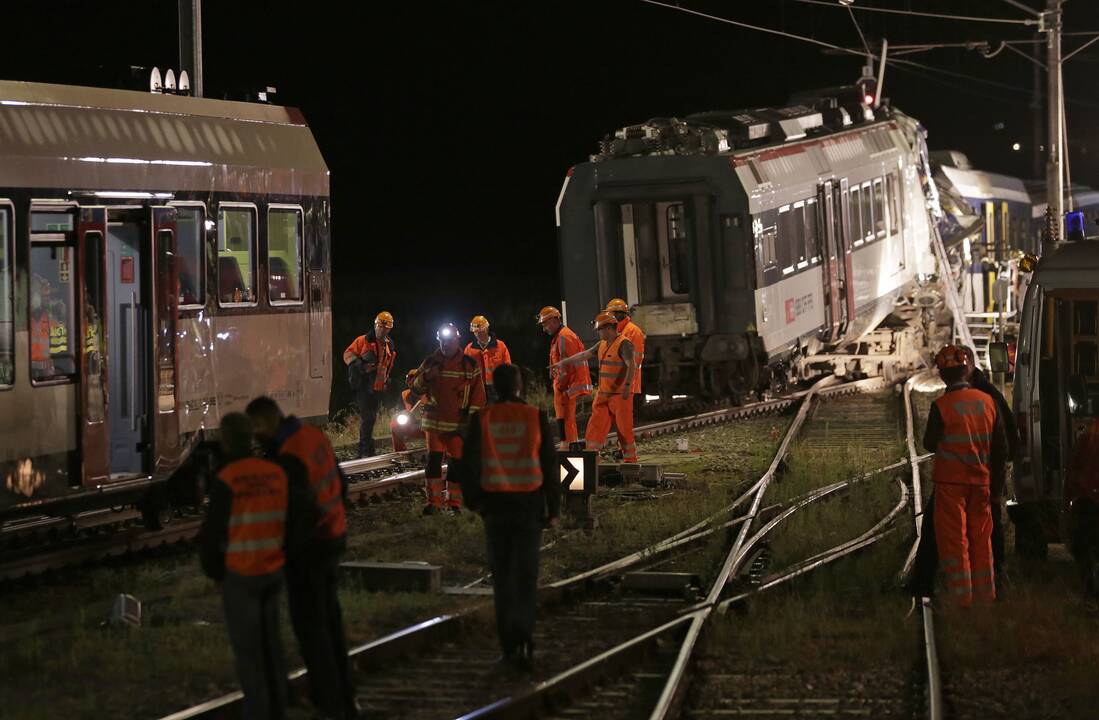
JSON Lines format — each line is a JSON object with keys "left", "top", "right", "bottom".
{"left": 0, "top": 378, "right": 886, "bottom": 583}
{"left": 159, "top": 375, "right": 933, "bottom": 720}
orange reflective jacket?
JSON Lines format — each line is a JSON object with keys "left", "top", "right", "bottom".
{"left": 550, "top": 326, "right": 592, "bottom": 398}
{"left": 344, "top": 333, "right": 396, "bottom": 391}
{"left": 413, "top": 350, "right": 486, "bottom": 433}
{"left": 932, "top": 388, "right": 997, "bottom": 486}
{"left": 464, "top": 337, "right": 511, "bottom": 386}
{"left": 617, "top": 317, "right": 645, "bottom": 394}
{"left": 597, "top": 334, "right": 630, "bottom": 395}
{"left": 30, "top": 312, "right": 50, "bottom": 363}
{"left": 280, "top": 424, "right": 347, "bottom": 540}
{"left": 219, "top": 457, "right": 288, "bottom": 576}
{"left": 479, "top": 402, "right": 543, "bottom": 492}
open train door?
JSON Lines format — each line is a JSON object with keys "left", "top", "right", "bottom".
{"left": 149, "top": 207, "right": 181, "bottom": 473}
{"left": 78, "top": 207, "right": 109, "bottom": 485}
{"left": 817, "top": 181, "right": 843, "bottom": 343}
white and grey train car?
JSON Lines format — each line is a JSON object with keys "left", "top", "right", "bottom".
{"left": 0, "top": 80, "right": 332, "bottom": 524}
{"left": 556, "top": 92, "right": 935, "bottom": 398}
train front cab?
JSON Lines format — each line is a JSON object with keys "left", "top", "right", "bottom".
{"left": 3, "top": 201, "right": 182, "bottom": 515}
{"left": 1008, "top": 240, "right": 1099, "bottom": 578}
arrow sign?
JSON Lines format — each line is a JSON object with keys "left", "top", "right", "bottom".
{"left": 558, "top": 453, "right": 589, "bottom": 493}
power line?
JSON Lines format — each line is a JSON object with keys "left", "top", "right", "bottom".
{"left": 847, "top": 5, "right": 873, "bottom": 58}
{"left": 792, "top": 0, "right": 1036, "bottom": 26}
{"left": 1000, "top": 0, "right": 1042, "bottom": 19}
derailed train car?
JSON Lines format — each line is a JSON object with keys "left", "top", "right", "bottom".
{"left": 0, "top": 80, "right": 332, "bottom": 523}
{"left": 556, "top": 87, "right": 936, "bottom": 398}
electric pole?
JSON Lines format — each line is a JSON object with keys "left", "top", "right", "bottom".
{"left": 178, "top": 0, "right": 203, "bottom": 97}
{"left": 1043, "top": 0, "right": 1063, "bottom": 253}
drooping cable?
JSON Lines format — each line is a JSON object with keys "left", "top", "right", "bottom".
{"left": 792, "top": 0, "right": 1036, "bottom": 26}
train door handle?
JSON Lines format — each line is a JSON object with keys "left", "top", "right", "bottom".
{"left": 130, "top": 291, "right": 138, "bottom": 432}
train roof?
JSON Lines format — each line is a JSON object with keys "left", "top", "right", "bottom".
{"left": 0, "top": 80, "right": 328, "bottom": 196}
{"left": 1034, "top": 240, "right": 1099, "bottom": 289}
{"left": 936, "top": 164, "right": 1030, "bottom": 205}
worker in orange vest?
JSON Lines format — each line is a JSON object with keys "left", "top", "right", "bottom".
{"left": 246, "top": 397, "right": 358, "bottom": 720}
{"left": 922, "top": 345, "right": 1008, "bottom": 606}
{"left": 553, "top": 312, "right": 638, "bottom": 463}
{"left": 30, "top": 276, "right": 56, "bottom": 379}
{"left": 459, "top": 364, "right": 561, "bottom": 672}
{"left": 390, "top": 369, "right": 425, "bottom": 452}
{"left": 343, "top": 311, "right": 397, "bottom": 458}
{"left": 198, "top": 412, "right": 312, "bottom": 720}
{"left": 606, "top": 298, "right": 645, "bottom": 399}
{"left": 465, "top": 315, "right": 512, "bottom": 403}
{"left": 537, "top": 305, "right": 592, "bottom": 448}
{"left": 411, "top": 322, "right": 487, "bottom": 514}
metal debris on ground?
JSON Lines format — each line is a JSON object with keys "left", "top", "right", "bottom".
{"left": 109, "top": 593, "right": 141, "bottom": 628}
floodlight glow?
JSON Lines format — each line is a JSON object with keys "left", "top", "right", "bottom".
{"left": 396, "top": 413, "right": 410, "bottom": 426}
{"left": 440, "top": 327, "right": 452, "bottom": 337}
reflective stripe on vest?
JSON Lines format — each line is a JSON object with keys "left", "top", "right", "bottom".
{"left": 932, "top": 388, "right": 997, "bottom": 486}
{"left": 480, "top": 402, "right": 543, "bottom": 492}
{"left": 49, "top": 323, "right": 68, "bottom": 355}
{"left": 219, "top": 457, "right": 288, "bottom": 576}
{"left": 281, "top": 424, "right": 347, "bottom": 540}
{"left": 373, "top": 339, "right": 395, "bottom": 391}
{"left": 550, "top": 326, "right": 593, "bottom": 398}
{"left": 597, "top": 335, "right": 628, "bottom": 394}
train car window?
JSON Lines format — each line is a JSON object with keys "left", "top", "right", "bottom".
{"left": 803, "top": 199, "right": 820, "bottom": 264}
{"left": 174, "top": 206, "right": 205, "bottom": 308}
{"left": 217, "top": 205, "right": 257, "bottom": 306}
{"left": 754, "top": 212, "right": 779, "bottom": 278}
{"left": 29, "top": 211, "right": 77, "bottom": 383}
{"left": 268, "top": 206, "right": 304, "bottom": 303}
{"left": 849, "top": 186, "right": 863, "bottom": 246}
{"left": 0, "top": 205, "right": 12, "bottom": 387}
{"left": 777, "top": 204, "right": 803, "bottom": 273}
{"left": 872, "top": 179, "right": 886, "bottom": 238}
{"left": 860, "top": 182, "right": 873, "bottom": 244}
{"left": 663, "top": 203, "right": 691, "bottom": 296}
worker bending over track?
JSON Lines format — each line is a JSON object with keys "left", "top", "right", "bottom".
{"left": 247, "top": 397, "right": 359, "bottom": 720}
{"left": 198, "top": 413, "right": 312, "bottom": 720}
{"left": 537, "top": 305, "right": 592, "bottom": 448}
{"left": 390, "top": 369, "right": 425, "bottom": 452}
{"left": 460, "top": 364, "right": 561, "bottom": 673}
{"left": 922, "top": 345, "right": 1008, "bottom": 606}
{"left": 553, "top": 311, "right": 637, "bottom": 463}
{"left": 412, "top": 322, "right": 486, "bottom": 513}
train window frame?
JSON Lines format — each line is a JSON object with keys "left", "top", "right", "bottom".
{"left": 872, "top": 178, "right": 886, "bottom": 239}
{"left": 777, "top": 204, "right": 801, "bottom": 275}
{"left": 0, "top": 200, "right": 13, "bottom": 390}
{"left": 168, "top": 200, "right": 207, "bottom": 310}
{"left": 28, "top": 202, "right": 79, "bottom": 387}
{"left": 755, "top": 214, "right": 779, "bottom": 275}
{"left": 266, "top": 204, "right": 305, "bottom": 306}
{"left": 860, "top": 181, "right": 874, "bottom": 245}
{"left": 216, "top": 202, "right": 259, "bottom": 308}
{"left": 850, "top": 185, "right": 863, "bottom": 247}
{"left": 804, "top": 197, "right": 820, "bottom": 265}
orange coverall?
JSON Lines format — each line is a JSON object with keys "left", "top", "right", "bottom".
{"left": 584, "top": 334, "right": 637, "bottom": 463}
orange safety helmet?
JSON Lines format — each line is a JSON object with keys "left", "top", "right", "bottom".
{"left": 605, "top": 298, "right": 629, "bottom": 313}
{"left": 593, "top": 311, "right": 618, "bottom": 330}
{"left": 535, "top": 305, "right": 562, "bottom": 324}
{"left": 375, "top": 311, "right": 395, "bottom": 328}
{"left": 470, "top": 315, "right": 490, "bottom": 332}
{"left": 934, "top": 344, "right": 968, "bottom": 369}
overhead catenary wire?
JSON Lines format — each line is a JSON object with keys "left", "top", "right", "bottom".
{"left": 792, "top": 0, "right": 1037, "bottom": 26}
{"left": 847, "top": 4, "right": 873, "bottom": 59}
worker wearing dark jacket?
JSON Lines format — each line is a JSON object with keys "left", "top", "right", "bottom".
{"left": 921, "top": 345, "right": 1008, "bottom": 606}
{"left": 198, "top": 412, "right": 312, "bottom": 720}
{"left": 246, "top": 396, "right": 358, "bottom": 720}
{"left": 343, "top": 311, "right": 396, "bottom": 458}
{"left": 460, "top": 364, "right": 561, "bottom": 672}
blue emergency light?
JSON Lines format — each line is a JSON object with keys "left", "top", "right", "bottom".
{"left": 1065, "top": 210, "right": 1086, "bottom": 242}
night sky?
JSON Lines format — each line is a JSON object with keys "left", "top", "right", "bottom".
{"left": 3, "top": 1, "right": 1098, "bottom": 410}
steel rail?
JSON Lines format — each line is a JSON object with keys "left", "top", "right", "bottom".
{"left": 904, "top": 373, "right": 943, "bottom": 720}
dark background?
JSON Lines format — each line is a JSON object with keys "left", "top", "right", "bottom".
{"left": 3, "top": 1, "right": 1098, "bottom": 413}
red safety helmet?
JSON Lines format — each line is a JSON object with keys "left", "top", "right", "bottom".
{"left": 934, "top": 344, "right": 968, "bottom": 370}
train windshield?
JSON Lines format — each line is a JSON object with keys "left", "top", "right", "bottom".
{"left": 612, "top": 200, "right": 692, "bottom": 304}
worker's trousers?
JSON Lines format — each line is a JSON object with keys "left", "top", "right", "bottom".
{"left": 287, "top": 541, "right": 356, "bottom": 720}
{"left": 584, "top": 395, "right": 637, "bottom": 462}
{"left": 909, "top": 491, "right": 1005, "bottom": 598}
{"left": 484, "top": 513, "right": 542, "bottom": 657}
{"left": 425, "top": 430, "right": 464, "bottom": 509}
{"left": 934, "top": 482, "right": 996, "bottom": 606}
{"left": 222, "top": 571, "right": 287, "bottom": 720}
{"left": 356, "top": 387, "right": 381, "bottom": 458}
{"left": 553, "top": 390, "right": 584, "bottom": 446}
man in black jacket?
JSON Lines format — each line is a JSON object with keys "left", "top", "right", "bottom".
{"left": 460, "top": 364, "right": 561, "bottom": 672}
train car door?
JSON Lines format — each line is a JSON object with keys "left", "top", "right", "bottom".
{"left": 817, "top": 181, "right": 842, "bottom": 342}
{"left": 149, "top": 207, "right": 181, "bottom": 472}
{"left": 837, "top": 178, "right": 855, "bottom": 335}
{"left": 107, "top": 208, "right": 147, "bottom": 476}
{"left": 78, "top": 207, "right": 109, "bottom": 484}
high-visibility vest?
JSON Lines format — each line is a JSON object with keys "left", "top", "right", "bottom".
{"left": 597, "top": 335, "right": 629, "bottom": 395}
{"left": 219, "top": 457, "right": 288, "bottom": 576}
{"left": 550, "top": 326, "right": 593, "bottom": 398}
{"left": 49, "top": 322, "right": 68, "bottom": 356}
{"left": 30, "top": 313, "right": 50, "bottom": 363}
{"left": 618, "top": 318, "right": 645, "bottom": 394}
{"left": 280, "top": 423, "right": 347, "bottom": 540}
{"left": 464, "top": 337, "right": 511, "bottom": 386}
{"left": 85, "top": 324, "right": 100, "bottom": 355}
{"left": 344, "top": 333, "right": 396, "bottom": 391}
{"left": 479, "top": 402, "right": 543, "bottom": 492}
{"left": 415, "top": 350, "right": 485, "bottom": 432}
{"left": 932, "top": 387, "right": 997, "bottom": 486}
